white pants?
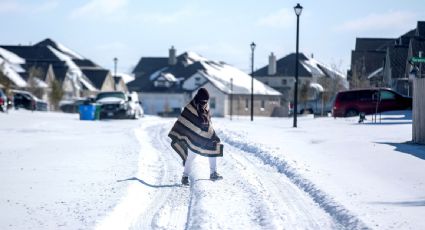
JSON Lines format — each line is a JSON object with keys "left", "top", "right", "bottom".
{"left": 183, "top": 149, "right": 217, "bottom": 177}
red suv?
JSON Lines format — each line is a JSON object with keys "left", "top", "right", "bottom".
{"left": 332, "top": 88, "right": 412, "bottom": 117}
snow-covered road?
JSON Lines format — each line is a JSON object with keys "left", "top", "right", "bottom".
{"left": 97, "top": 118, "right": 358, "bottom": 229}
{"left": 2, "top": 110, "right": 424, "bottom": 229}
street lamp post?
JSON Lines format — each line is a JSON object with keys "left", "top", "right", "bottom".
{"left": 250, "top": 42, "right": 256, "bottom": 122}
{"left": 293, "top": 3, "right": 303, "bottom": 128}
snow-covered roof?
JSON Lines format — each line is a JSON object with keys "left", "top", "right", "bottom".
{"left": 114, "top": 72, "right": 135, "bottom": 83}
{"left": 31, "top": 77, "right": 48, "bottom": 88}
{"left": 0, "top": 47, "right": 25, "bottom": 64}
{"left": 309, "top": 82, "right": 324, "bottom": 92}
{"left": 48, "top": 45, "right": 96, "bottom": 91}
{"left": 199, "top": 60, "right": 281, "bottom": 95}
{"left": 302, "top": 59, "right": 325, "bottom": 77}
{"left": 149, "top": 67, "right": 168, "bottom": 81}
{"left": 0, "top": 58, "right": 27, "bottom": 87}
{"left": 38, "top": 39, "right": 84, "bottom": 60}
{"left": 184, "top": 51, "right": 209, "bottom": 65}
{"left": 367, "top": 67, "right": 383, "bottom": 79}
{"left": 305, "top": 58, "right": 346, "bottom": 79}
{"left": 168, "top": 52, "right": 280, "bottom": 95}
{"left": 161, "top": 73, "right": 177, "bottom": 82}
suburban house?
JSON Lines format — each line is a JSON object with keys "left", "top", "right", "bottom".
{"left": 0, "top": 38, "right": 118, "bottom": 108}
{"left": 128, "top": 47, "right": 281, "bottom": 117}
{"left": 349, "top": 21, "right": 425, "bottom": 96}
{"left": 348, "top": 38, "right": 395, "bottom": 88}
{"left": 253, "top": 52, "right": 347, "bottom": 113}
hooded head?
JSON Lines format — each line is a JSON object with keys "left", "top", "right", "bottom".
{"left": 194, "top": 87, "right": 209, "bottom": 105}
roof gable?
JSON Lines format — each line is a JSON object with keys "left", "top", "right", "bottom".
{"left": 410, "top": 37, "right": 425, "bottom": 58}
{"left": 132, "top": 57, "right": 168, "bottom": 75}
{"left": 388, "top": 45, "right": 408, "bottom": 79}
{"left": 81, "top": 69, "right": 110, "bottom": 89}
{"left": 416, "top": 21, "right": 425, "bottom": 38}
{"left": 355, "top": 38, "right": 395, "bottom": 51}
{"left": 0, "top": 45, "right": 61, "bottom": 62}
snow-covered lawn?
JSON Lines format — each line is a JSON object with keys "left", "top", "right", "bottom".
{"left": 0, "top": 110, "right": 140, "bottom": 229}
{"left": 1, "top": 110, "right": 424, "bottom": 229}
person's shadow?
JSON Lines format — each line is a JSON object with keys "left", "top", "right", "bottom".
{"left": 117, "top": 177, "right": 182, "bottom": 188}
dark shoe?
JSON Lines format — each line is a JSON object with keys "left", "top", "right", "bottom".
{"left": 210, "top": 172, "right": 223, "bottom": 181}
{"left": 181, "top": 176, "right": 189, "bottom": 185}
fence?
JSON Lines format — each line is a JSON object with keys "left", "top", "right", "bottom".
{"left": 413, "top": 78, "right": 425, "bottom": 144}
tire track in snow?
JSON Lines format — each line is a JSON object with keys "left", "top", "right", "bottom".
{"left": 132, "top": 121, "right": 190, "bottom": 229}
{"left": 96, "top": 118, "right": 189, "bottom": 230}
{"left": 152, "top": 121, "right": 337, "bottom": 229}
{"left": 225, "top": 143, "right": 340, "bottom": 229}
{"left": 218, "top": 129, "right": 370, "bottom": 230}
{"left": 155, "top": 122, "right": 277, "bottom": 229}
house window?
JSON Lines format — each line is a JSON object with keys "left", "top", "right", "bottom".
{"left": 210, "top": 97, "right": 216, "bottom": 109}
{"left": 261, "top": 100, "right": 265, "bottom": 111}
{"left": 245, "top": 98, "right": 249, "bottom": 110}
{"left": 282, "top": 79, "right": 287, "bottom": 85}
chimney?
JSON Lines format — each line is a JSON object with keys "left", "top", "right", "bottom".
{"left": 169, "top": 46, "right": 177, "bottom": 65}
{"left": 268, "top": 52, "right": 277, "bottom": 75}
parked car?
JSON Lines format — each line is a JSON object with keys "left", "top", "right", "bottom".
{"left": 289, "top": 98, "right": 334, "bottom": 116}
{"left": 95, "top": 91, "right": 143, "bottom": 119}
{"left": 0, "top": 88, "right": 8, "bottom": 112}
{"left": 12, "top": 90, "right": 48, "bottom": 111}
{"left": 332, "top": 88, "right": 412, "bottom": 117}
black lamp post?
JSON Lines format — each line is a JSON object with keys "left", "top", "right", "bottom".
{"left": 293, "top": 3, "right": 303, "bottom": 128}
{"left": 250, "top": 42, "right": 256, "bottom": 121}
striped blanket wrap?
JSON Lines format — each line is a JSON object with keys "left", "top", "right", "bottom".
{"left": 168, "top": 101, "right": 223, "bottom": 166}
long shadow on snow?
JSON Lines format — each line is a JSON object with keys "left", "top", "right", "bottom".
{"left": 376, "top": 141, "right": 425, "bottom": 161}
{"left": 117, "top": 177, "right": 182, "bottom": 188}
{"left": 370, "top": 199, "right": 425, "bottom": 207}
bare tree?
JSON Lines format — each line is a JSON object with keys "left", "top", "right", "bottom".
{"left": 299, "top": 80, "right": 310, "bottom": 113}
{"left": 49, "top": 79, "right": 64, "bottom": 111}
{"left": 27, "top": 66, "right": 45, "bottom": 99}
{"left": 349, "top": 57, "right": 371, "bottom": 89}
{"left": 317, "top": 61, "right": 348, "bottom": 115}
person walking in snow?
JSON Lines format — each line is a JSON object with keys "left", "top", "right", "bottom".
{"left": 168, "top": 87, "right": 223, "bottom": 185}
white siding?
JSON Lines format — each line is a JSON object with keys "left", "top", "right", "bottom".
{"left": 191, "top": 83, "right": 227, "bottom": 117}
{"left": 139, "top": 92, "right": 188, "bottom": 115}
{"left": 183, "top": 72, "right": 208, "bottom": 91}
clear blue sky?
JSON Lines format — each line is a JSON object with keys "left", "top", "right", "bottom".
{"left": 1, "top": 0, "right": 424, "bottom": 74}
